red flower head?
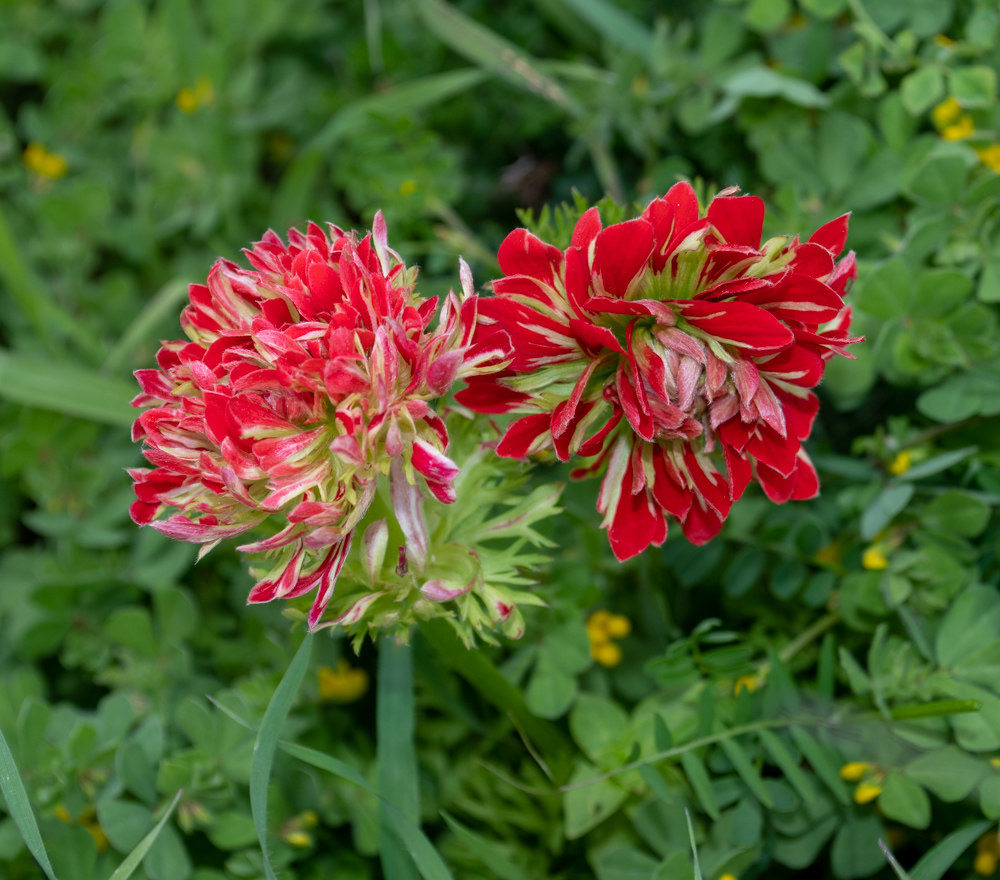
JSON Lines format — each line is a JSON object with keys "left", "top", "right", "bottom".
{"left": 457, "top": 184, "right": 861, "bottom": 561}
{"left": 130, "top": 215, "right": 502, "bottom": 628}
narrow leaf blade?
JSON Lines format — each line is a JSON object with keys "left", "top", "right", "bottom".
{"left": 0, "top": 725, "right": 58, "bottom": 880}
{"left": 107, "top": 790, "right": 183, "bottom": 880}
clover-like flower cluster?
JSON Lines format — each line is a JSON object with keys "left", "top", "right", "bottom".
{"left": 130, "top": 215, "right": 502, "bottom": 628}
{"left": 457, "top": 183, "right": 860, "bottom": 560}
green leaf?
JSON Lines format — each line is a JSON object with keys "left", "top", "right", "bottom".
{"left": 830, "top": 811, "right": 885, "bottom": 880}
{"left": 684, "top": 809, "right": 703, "bottom": 880}
{"left": 680, "top": 751, "right": 719, "bottom": 820}
{"left": 855, "top": 260, "right": 910, "bottom": 319}
{"left": 440, "top": 812, "right": 529, "bottom": 880}
{"left": 897, "top": 446, "right": 977, "bottom": 480}
{"left": 878, "top": 773, "right": 930, "bottom": 829}
{"left": 525, "top": 650, "right": 577, "bottom": 719}
{"left": 557, "top": 0, "right": 653, "bottom": 59}
{"left": 743, "top": 0, "right": 792, "bottom": 32}
{"left": 97, "top": 800, "right": 154, "bottom": 853}
{"left": 412, "top": 0, "right": 580, "bottom": 116}
{"left": 789, "top": 727, "right": 851, "bottom": 804}
{"left": 980, "top": 777, "right": 1000, "bottom": 819}
{"left": 759, "top": 730, "right": 817, "bottom": 804}
{"left": 921, "top": 490, "right": 990, "bottom": 537}
{"left": 103, "top": 279, "right": 187, "bottom": 372}
{"left": 250, "top": 633, "right": 313, "bottom": 880}
{"left": 936, "top": 586, "right": 1000, "bottom": 669}
{"left": 723, "top": 66, "right": 829, "bottom": 108}
{"left": 948, "top": 66, "right": 997, "bottom": 108}
{"left": 908, "top": 819, "right": 992, "bottom": 880}
{"left": 720, "top": 739, "right": 774, "bottom": 808}
{"left": 0, "top": 348, "right": 136, "bottom": 427}
{"left": 205, "top": 812, "right": 257, "bottom": 851}
{"left": 0, "top": 722, "right": 58, "bottom": 880}
{"left": 904, "top": 156, "right": 967, "bottom": 206}
{"left": 900, "top": 67, "right": 945, "bottom": 115}
{"left": 911, "top": 270, "right": 973, "bottom": 318}
{"left": 978, "top": 261, "right": 1000, "bottom": 303}
{"left": 109, "top": 791, "right": 182, "bottom": 880}
{"left": 563, "top": 761, "right": 627, "bottom": 839}
{"left": 860, "top": 483, "right": 914, "bottom": 540}
{"left": 569, "top": 694, "right": 628, "bottom": 764}
{"left": 378, "top": 637, "right": 420, "bottom": 880}
{"left": 142, "top": 821, "right": 190, "bottom": 880}
{"left": 904, "top": 746, "right": 983, "bottom": 802}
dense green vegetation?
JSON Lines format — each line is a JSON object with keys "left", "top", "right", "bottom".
{"left": 2, "top": 0, "right": 1000, "bottom": 878}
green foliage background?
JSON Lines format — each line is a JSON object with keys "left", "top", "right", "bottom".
{"left": 1, "top": 0, "right": 1000, "bottom": 878}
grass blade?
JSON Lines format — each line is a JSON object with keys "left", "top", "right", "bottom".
{"left": 251, "top": 633, "right": 314, "bottom": 880}
{"left": 412, "top": 0, "right": 581, "bottom": 116}
{"left": 909, "top": 819, "right": 992, "bottom": 880}
{"left": 880, "top": 840, "right": 913, "bottom": 880}
{"left": 107, "top": 790, "right": 183, "bottom": 880}
{"left": 684, "top": 808, "right": 703, "bottom": 880}
{"left": 557, "top": 0, "right": 654, "bottom": 59}
{"left": 0, "top": 724, "right": 58, "bottom": 880}
{"left": 103, "top": 279, "right": 188, "bottom": 373}
{"left": 0, "top": 348, "right": 136, "bottom": 426}
{"left": 379, "top": 637, "right": 420, "bottom": 880}
{"left": 440, "top": 811, "right": 530, "bottom": 880}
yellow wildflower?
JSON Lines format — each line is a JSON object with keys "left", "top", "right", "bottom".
{"left": 719, "top": 874, "right": 739, "bottom": 880}
{"left": 55, "top": 805, "right": 72, "bottom": 823}
{"left": 587, "top": 610, "right": 631, "bottom": 666}
{"left": 734, "top": 675, "right": 760, "bottom": 696}
{"left": 854, "top": 782, "right": 882, "bottom": 804}
{"left": 934, "top": 34, "right": 956, "bottom": 48}
{"left": 23, "top": 143, "right": 68, "bottom": 180}
{"left": 840, "top": 762, "right": 869, "bottom": 781}
{"left": 943, "top": 115, "right": 975, "bottom": 140}
{"left": 177, "top": 76, "right": 214, "bottom": 113}
{"left": 813, "top": 543, "right": 841, "bottom": 567}
{"left": 592, "top": 641, "right": 623, "bottom": 668}
{"left": 978, "top": 145, "right": 1000, "bottom": 173}
{"left": 976, "top": 832, "right": 1000, "bottom": 875}
{"left": 605, "top": 614, "right": 631, "bottom": 639}
{"left": 991, "top": 757, "right": 1000, "bottom": 770}
{"left": 318, "top": 659, "right": 369, "bottom": 703}
{"left": 631, "top": 75, "right": 649, "bottom": 97}
{"left": 399, "top": 179, "right": 418, "bottom": 196}
{"left": 862, "top": 547, "right": 889, "bottom": 570}
{"left": 285, "top": 831, "right": 312, "bottom": 848}
{"left": 84, "top": 821, "right": 110, "bottom": 853}
{"left": 932, "top": 98, "right": 962, "bottom": 128}
{"left": 888, "top": 451, "right": 911, "bottom": 475}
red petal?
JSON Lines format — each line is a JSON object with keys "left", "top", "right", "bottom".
{"left": 496, "top": 413, "right": 552, "bottom": 458}
{"left": 741, "top": 274, "right": 843, "bottom": 325}
{"left": 570, "top": 318, "right": 624, "bottom": 355}
{"left": 679, "top": 301, "right": 794, "bottom": 354}
{"left": 808, "top": 213, "right": 850, "bottom": 256}
{"left": 707, "top": 195, "right": 765, "bottom": 248}
{"left": 680, "top": 498, "right": 724, "bottom": 545}
{"left": 607, "top": 459, "right": 665, "bottom": 561}
{"left": 455, "top": 376, "right": 530, "bottom": 414}
{"left": 593, "top": 219, "right": 654, "bottom": 299}
{"left": 789, "top": 242, "right": 835, "bottom": 280}
{"left": 571, "top": 206, "right": 602, "bottom": 252}
{"left": 497, "top": 228, "right": 564, "bottom": 286}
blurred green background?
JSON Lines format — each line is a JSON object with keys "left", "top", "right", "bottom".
{"left": 3, "top": 0, "right": 1000, "bottom": 878}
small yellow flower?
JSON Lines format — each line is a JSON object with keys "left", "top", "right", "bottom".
{"left": 813, "top": 543, "right": 841, "bottom": 567}
{"left": 719, "top": 874, "right": 739, "bottom": 880}
{"left": 55, "top": 805, "right": 72, "bottom": 823}
{"left": 862, "top": 547, "right": 889, "bottom": 570}
{"left": 630, "top": 75, "right": 649, "bottom": 97}
{"left": 734, "top": 675, "right": 759, "bottom": 696}
{"left": 318, "top": 659, "right": 369, "bottom": 703}
{"left": 854, "top": 782, "right": 882, "bottom": 804}
{"left": 285, "top": 830, "right": 312, "bottom": 848}
{"left": 399, "top": 179, "right": 418, "bottom": 196}
{"left": 592, "top": 641, "right": 623, "bottom": 668}
{"left": 23, "top": 143, "right": 68, "bottom": 180}
{"left": 979, "top": 831, "right": 1000, "bottom": 857}
{"left": 975, "top": 851, "right": 998, "bottom": 876}
{"left": 605, "top": 614, "right": 631, "bottom": 639}
{"left": 888, "top": 451, "right": 911, "bottom": 475}
{"left": 84, "top": 821, "right": 110, "bottom": 853}
{"left": 991, "top": 757, "right": 1000, "bottom": 770}
{"left": 176, "top": 87, "right": 198, "bottom": 113}
{"left": 942, "top": 115, "right": 975, "bottom": 140}
{"left": 934, "top": 34, "right": 957, "bottom": 48}
{"left": 299, "top": 810, "right": 319, "bottom": 827}
{"left": 840, "top": 761, "right": 869, "bottom": 781}
{"left": 932, "top": 97, "right": 962, "bottom": 128}
{"left": 977, "top": 145, "right": 1000, "bottom": 173}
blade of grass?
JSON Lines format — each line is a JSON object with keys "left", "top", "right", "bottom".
{"left": 880, "top": 840, "right": 912, "bottom": 880}
{"left": 363, "top": 0, "right": 384, "bottom": 73}
{"left": 557, "top": 0, "right": 654, "bottom": 60}
{"left": 0, "top": 348, "right": 136, "bottom": 426}
{"left": 378, "top": 637, "right": 420, "bottom": 880}
{"left": 107, "top": 790, "right": 183, "bottom": 880}
{"left": 208, "top": 692, "right": 453, "bottom": 880}
{"left": 420, "top": 620, "right": 572, "bottom": 782}
{"left": 0, "top": 724, "right": 58, "bottom": 880}
{"left": 909, "top": 820, "right": 992, "bottom": 880}
{"left": 684, "top": 808, "right": 703, "bottom": 880}
{"left": 251, "top": 633, "right": 314, "bottom": 880}
{"left": 412, "top": 0, "right": 582, "bottom": 117}
{"left": 440, "top": 811, "right": 530, "bottom": 880}
{"left": 103, "top": 279, "right": 188, "bottom": 373}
